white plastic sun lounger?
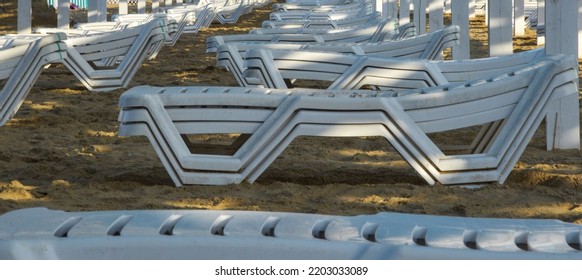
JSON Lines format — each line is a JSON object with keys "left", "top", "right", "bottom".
{"left": 282, "top": 0, "right": 349, "bottom": 5}
{"left": 250, "top": 19, "right": 387, "bottom": 35}
{"left": 55, "top": 19, "right": 168, "bottom": 91}
{"left": 241, "top": 46, "right": 542, "bottom": 90}
{"left": 0, "top": 34, "right": 67, "bottom": 125}
{"left": 216, "top": 25, "right": 459, "bottom": 86}
{"left": 117, "top": 53, "right": 579, "bottom": 186}
{"left": 272, "top": 0, "right": 370, "bottom": 13}
{"left": 111, "top": 11, "right": 195, "bottom": 46}
{"left": 269, "top": 3, "right": 373, "bottom": 21}
{"left": 38, "top": 17, "right": 173, "bottom": 61}
{"left": 214, "top": 0, "right": 251, "bottom": 24}
{"left": 3, "top": 207, "right": 582, "bottom": 259}
{"left": 206, "top": 19, "right": 399, "bottom": 53}
{"left": 166, "top": 4, "right": 217, "bottom": 34}
{"left": 260, "top": 12, "right": 381, "bottom": 30}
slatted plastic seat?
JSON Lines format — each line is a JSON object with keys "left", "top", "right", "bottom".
{"left": 2, "top": 207, "right": 581, "bottom": 259}
{"left": 206, "top": 19, "right": 398, "bottom": 53}
{"left": 0, "top": 34, "right": 67, "bottom": 125}
{"left": 216, "top": 25, "right": 457, "bottom": 86}
{"left": 117, "top": 53, "right": 579, "bottom": 186}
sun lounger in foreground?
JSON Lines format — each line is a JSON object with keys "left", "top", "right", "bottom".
{"left": 1, "top": 207, "right": 582, "bottom": 259}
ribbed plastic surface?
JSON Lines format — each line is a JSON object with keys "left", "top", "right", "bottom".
{"left": 1, "top": 208, "right": 581, "bottom": 259}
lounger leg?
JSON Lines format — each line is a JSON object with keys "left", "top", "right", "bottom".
{"left": 545, "top": 93, "right": 580, "bottom": 150}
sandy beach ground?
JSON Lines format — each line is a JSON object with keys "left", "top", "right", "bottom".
{"left": 0, "top": 1, "right": 581, "bottom": 223}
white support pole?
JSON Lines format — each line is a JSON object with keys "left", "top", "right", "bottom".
{"left": 165, "top": 0, "right": 172, "bottom": 7}
{"left": 469, "top": 0, "right": 475, "bottom": 18}
{"left": 488, "top": 0, "right": 513, "bottom": 57}
{"left": 389, "top": 0, "right": 398, "bottom": 19}
{"left": 152, "top": 0, "right": 160, "bottom": 13}
{"left": 57, "top": 0, "right": 70, "bottom": 29}
{"left": 119, "top": 0, "right": 129, "bottom": 14}
{"left": 445, "top": 0, "right": 451, "bottom": 13}
{"left": 399, "top": 0, "right": 411, "bottom": 25}
{"left": 137, "top": 0, "right": 146, "bottom": 14}
{"left": 99, "top": 0, "right": 107, "bottom": 22}
{"left": 413, "top": 0, "right": 427, "bottom": 34}
{"left": 17, "top": 0, "right": 31, "bottom": 34}
{"left": 376, "top": 0, "right": 392, "bottom": 19}
{"left": 428, "top": 0, "right": 444, "bottom": 33}
{"left": 484, "top": 0, "right": 488, "bottom": 25}
{"left": 579, "top": 0, "right": 582, "bottom": 58}
{"left": 546, "top": 1, "right": 578, "bottom": 59}
{"left": 88, "top": 1, "right": 99, "bottom": 23}
{"left": 544, "top": 0, "right": 580, "bottom": 150}
{"left": 537, "top": 0, "right": 545, "bottom": 45}
{"left": 514, "top": 0, "right": 524, "bottom": 36}
{"left": 452, "top": 0, "right": 469, "bottom": 59}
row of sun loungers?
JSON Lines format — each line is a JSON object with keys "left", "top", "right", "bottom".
{"left": 3, "top": 0, "right": 577, "bottom": 187}
{"left": 0, "top": 0, "right": 268, "bottom": 126}
{"left": 117, "top": 50, "right": 579, "bottom": 187}
{"left": 114, "top": 0, "right": 579, "bottom": 188}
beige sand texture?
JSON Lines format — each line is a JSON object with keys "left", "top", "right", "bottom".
{"left": 0, "top": 1, "right": 581, "bottom": 223}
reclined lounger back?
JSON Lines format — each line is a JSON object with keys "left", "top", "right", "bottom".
{"left": 216, "top": 25, "right": 458, "bottom": 86}
{"left": 117, "top": 53, "right": 579, "bottom": 186}
{"left": 206, "top": 19, "right": 398, "bottom": 52}
{"left": 0, "top": 34, "right": 67, "bottom": 125}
